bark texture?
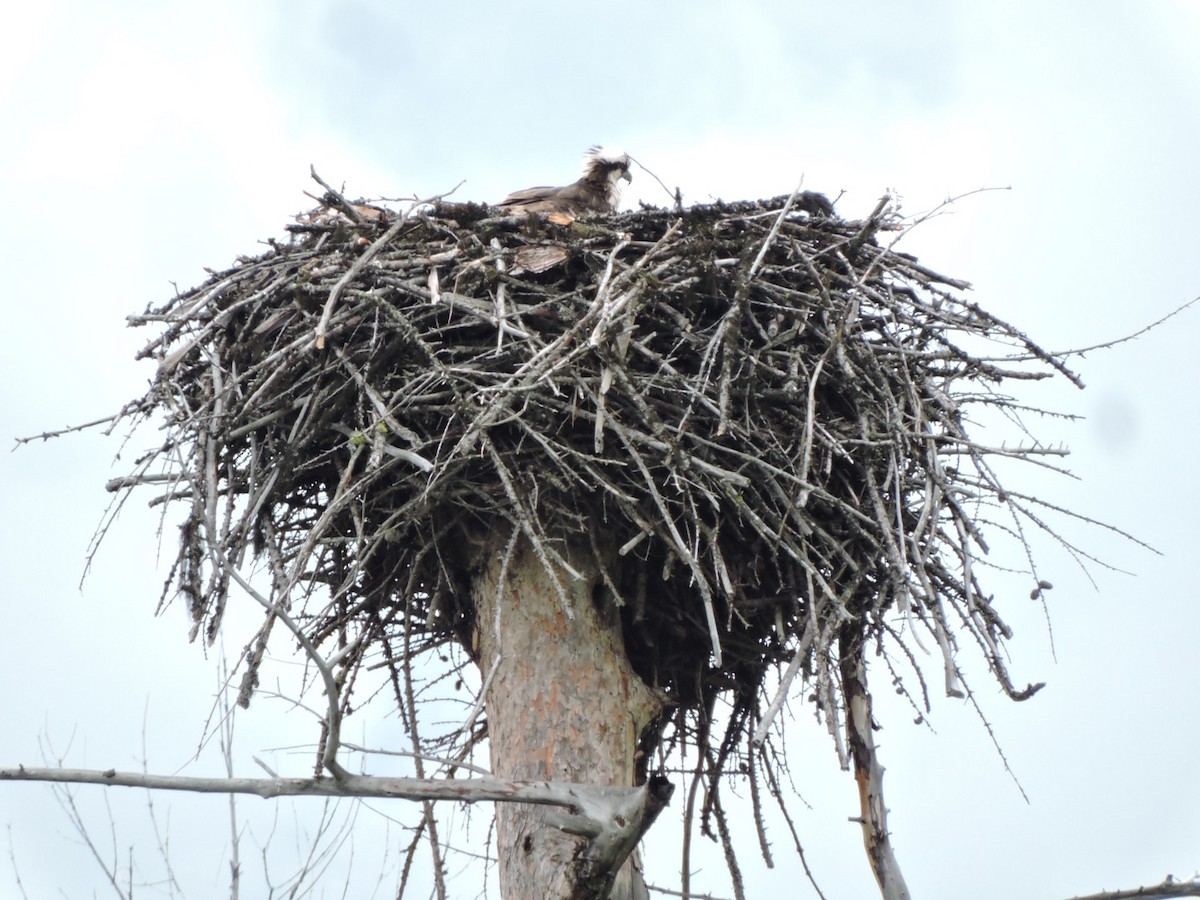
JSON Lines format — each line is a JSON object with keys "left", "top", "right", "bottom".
{"left": 840, "top": 623, "right": 911, "bottom": 900}
{"left": 473, "top": 534, "right": 663, "bottom": 900}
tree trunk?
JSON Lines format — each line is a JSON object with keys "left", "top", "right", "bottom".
{"left": 473, "top": 533, "right": 663, "bottom": 900}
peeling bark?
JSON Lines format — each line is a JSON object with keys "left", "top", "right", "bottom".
{"left": 839, "top": 624, "right": 911, "bottom": 900}
{"left": 473, "top": 534, "right": 664, "bottom": 900}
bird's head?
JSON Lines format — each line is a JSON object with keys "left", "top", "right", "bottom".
{"left": 584, "top": 146, "right": 633, "bottom": 187}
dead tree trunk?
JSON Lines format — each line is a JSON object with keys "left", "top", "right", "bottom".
{"left": 839, "top": 623, "right": 911, "bottom": 900}
{"left": 472, "top": 533, "right": 664, "bottom": 900}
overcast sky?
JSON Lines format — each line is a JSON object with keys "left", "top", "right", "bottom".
{"left": 3, "top": 2, "right": 1199, "bottom": 898}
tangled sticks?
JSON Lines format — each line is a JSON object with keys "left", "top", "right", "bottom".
{"left": 115, "top": 187, "right": 1078, "bottom": 837}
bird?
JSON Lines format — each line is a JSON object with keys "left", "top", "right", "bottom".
{"left": 496, "top": 146, "right": 632, "bottom": 220}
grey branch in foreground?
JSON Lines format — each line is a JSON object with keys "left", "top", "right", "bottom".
{"left": 1, "top": 763, "right": 646, "bottom": 805}
{"left": 2, "top": 764, "right": 670, "bottom": 875}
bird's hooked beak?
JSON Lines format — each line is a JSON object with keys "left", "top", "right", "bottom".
{"left": 621, "top": 168, "right": 633, "bottom": 184}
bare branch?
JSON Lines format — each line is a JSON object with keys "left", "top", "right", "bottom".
{"left": 1065, "top": 878, "right": 1200, "bottom": 900}
{"left": 1, "top": 763, "right": 670, "bottom": 885}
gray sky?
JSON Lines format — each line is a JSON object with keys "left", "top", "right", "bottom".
{"left": 3, "top": 1, "right": 1199, "bottom": 897}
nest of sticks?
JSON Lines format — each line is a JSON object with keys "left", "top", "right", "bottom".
{"left": 111, "top": 183, "right": 1078, "bottom": 807}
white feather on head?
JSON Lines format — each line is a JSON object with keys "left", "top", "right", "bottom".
{"left": 585, "top": 145, "right": 631, "bottom": 168}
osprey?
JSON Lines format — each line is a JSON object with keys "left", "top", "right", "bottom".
{"left": 497, "top": 146, "right": 632, "bottom": 219}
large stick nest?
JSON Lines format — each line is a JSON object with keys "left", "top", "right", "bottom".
{"left": 112, "top": 186, "right": 1077, "bottom": 787}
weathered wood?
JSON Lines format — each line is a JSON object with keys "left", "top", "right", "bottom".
{"left": 0, "top": 765, "right": 635, "bottom": 807}
{"left": 840, "top": 623, "right": 911, "bottom": 900}
{"left": 473, "top": 533, "right": 664, "bottom": 900}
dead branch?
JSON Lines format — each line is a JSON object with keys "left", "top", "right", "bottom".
{"left": 2, "top": 762, "right": 667, "bottom": 877}
{"left": 1066, "top": 878, "right": 1200, "bottom": 900}
{"left": 839, "top": 623, "right": 910, "bottom": 900}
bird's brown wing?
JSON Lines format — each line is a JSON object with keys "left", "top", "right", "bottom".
{"left": 548, "top": 182, "right": 613, "bottom": 214}
{"left": 497, "top": 180, "right": 613, "bottom": 216}
{"left": 496, "top": 185, "right": 568, "bottom": 213}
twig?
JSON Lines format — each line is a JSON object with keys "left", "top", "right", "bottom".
{"left": 1065, "top": 879, "right": 1200, "bottom": 900}
{"left": 312, "top": 183, "right": 463, "bottom": 348}
{"left": 309, "top": 166, "right": 365, "bottom": 225}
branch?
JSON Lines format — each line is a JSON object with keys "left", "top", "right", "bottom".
{"left": 312, "top": 182, "right": 463, "bottom": 349}
{"left": 1, "top": 765, "right": 671, "bottom": 881}
{"left": 219, "top": 560, "right": 351, "bottom": 781}
{"left": 839, "top": 624, "right": 911, "bottom": 900}
{"left": 549, "top": 774, "right": 675, "bottom": 899}
{"left": 308, "top": 166, "right": 366, "bottom": 225}
{"left": 1053, "top": 294, "right": 1200, "bottom": 358}
{"left": 313, "top": 213, "right": 414, "bottom": 350}
{"left": 13, "top": 413, "right": 121, "bottom": 447}
{"left": 1066, "top": 878, "right": 1200, "bottom": 900}
{"left": 0, "top": 765, "right": 467, "bottom": 800}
